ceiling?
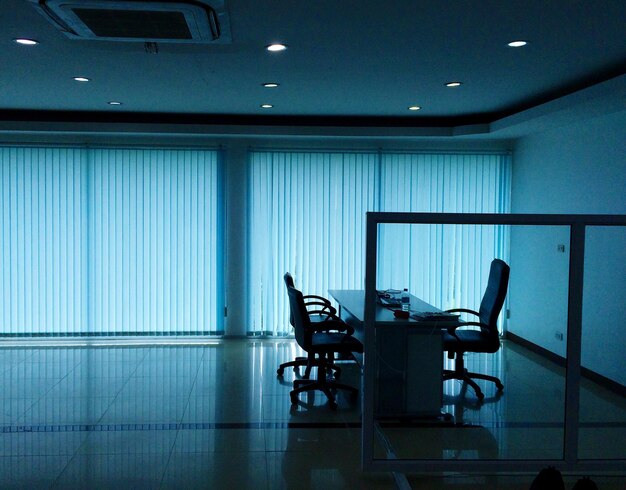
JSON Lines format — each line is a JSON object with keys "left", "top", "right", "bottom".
{"left": 1, "top": 0, "right": 625, "bottom": 129}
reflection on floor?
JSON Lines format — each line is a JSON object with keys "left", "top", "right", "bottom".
{"left": 0, "top": 339, "right": 624, "bottom": 489}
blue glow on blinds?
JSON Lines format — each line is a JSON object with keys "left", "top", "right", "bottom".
{"left": 377, "top": 153, "right": 511, "bottom": 311}
{"left": 248, "top": 152, "right": 380, "bottom": 334}
{"left": 248, "top": 150, "right": 511, "bottom": 336}
{"left": 0, "top": 147, "right": 223, "bottom": 336}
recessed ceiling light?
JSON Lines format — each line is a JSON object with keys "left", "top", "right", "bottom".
{"left": 108, "top": 101, "right": 122, "bottom": 105}
{"left": 445, "top": 81, "right": 462, "bottom": 87}
{"left": 508, "top": 40, "right": 528, "bottom": 47}
{"left": 262, "top": 82, "right": 279, "bottom": 88}
{"left": 408, "top": 106, "right": 421, "bottom": 111}
{"left": 73, "top": 77, "right": 90, "bottom": 82}
{"left": 266, "top": 44, "right": 287, "bottom": 52}
{"left": 260, "top": 104, "right": 273, "bottom": 108}
{"left": 13, "top": 38, "right": 39, "bottom": 45}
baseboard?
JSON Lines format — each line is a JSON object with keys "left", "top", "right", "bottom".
{"left": 506, "top": 332, "right": 626, "bottom": 398}
{"left": 507, "top": 332, "right": 566, "bottom": 368}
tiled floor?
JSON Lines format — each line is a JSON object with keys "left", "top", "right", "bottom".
{"left": 0, "top": 339, "right": 624, "bottom": 489}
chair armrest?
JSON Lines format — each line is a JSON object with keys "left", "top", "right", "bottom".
{"left": 308, "top": 319, "right": 355, "bottom": 336}
{"left": 305, "top": 304, "right": 337, "bottom": 319}
{"left": 303, "top": 294, "right": 331, "bottom": 305}
{"left": 446, "top": 321, "right": 486, "bottom": 338}
{"left": 304, "top": 301, "right": 337, "bottom": 315}
{"left": 446, "top": 308, "right": 479, "bottom": 316}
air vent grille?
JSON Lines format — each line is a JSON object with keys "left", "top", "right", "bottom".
{"left": 73, "top": 8, "right": 193, "bottom": 40}
{"left": 29, "top": 0, "right": 231, "bottom": 44}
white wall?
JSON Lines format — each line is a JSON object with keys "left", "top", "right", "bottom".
{"left": 509, "top": 110, "right": 626, "bottom": 385}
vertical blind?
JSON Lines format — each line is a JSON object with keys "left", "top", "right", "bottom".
{"left": 0, "top": 147, "right": 223, "bottom": 336}
{"left": 248, "top": 152, "right": 380, "bottom": 335}
{"left": 248, "top": 150, "right": 511, "bottom": 336}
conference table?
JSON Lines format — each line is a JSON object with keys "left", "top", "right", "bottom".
{"left": 328, "top": 289, "right": 458, "bottom": 418}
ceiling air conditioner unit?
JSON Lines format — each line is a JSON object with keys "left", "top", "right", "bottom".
{"left": 29, "top": 0, "right": 231, "bottom": 43}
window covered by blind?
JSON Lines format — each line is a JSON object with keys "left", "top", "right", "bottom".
{"left": 248, "top": 151, "right": 380, "bottom": 335}
{"left": 248, "top": 150, "right": 511, "bottom": 336}
{"left": 377, "top": 153, "right": 511, "bottom": 311}
{"left": 0, "top": 147, "right": 223, "bottom": 336}
{"left": 1, "top": 148, "right": 86, "bottom": 336}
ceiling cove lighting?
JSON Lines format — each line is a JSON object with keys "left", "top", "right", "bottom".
{"left": 266, "top": 43, "right": 287, "bottom": 52}
{"left": 13, "top": 38, "right": 39, "bottom": 45}
{"left": 108, "top": 101, "right": 122, "bottom": 105}
{"left": 408, "top": 106, "right": 421, "bottom": 111}
{"left": 73, "top": 77, "right": 90, "bottom": 82}
{"left": 445, "top": 81, "right": 462, "bottom": 87}
{"left": 260, "top": 104, "right": 273, "bottom": 108}
{"left": 508, "top": 40, "right": 528, "bottom": 47}
{"left": 262, "top": 82, "right": 279, "bottom": 88}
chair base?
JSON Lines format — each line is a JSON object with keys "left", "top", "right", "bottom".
{"left": 443, "top": 368, "right": 503, "bottom": 400}
{"left": 277, "top": 357, "right": 341, "bottom": 379}
{"left": 290, "top": 358, "right": 357, "bottom": 409}
{"left": 290, "top": 377, "right": 358, "bottom": 410}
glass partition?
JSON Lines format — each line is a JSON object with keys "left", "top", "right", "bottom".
{"left": 372, "top": 223, "right": 569, "bottom": 462}
{"left": 362, "top": 212, "right": 626, "bottom": 475}
{"left": 580, "top": 226, "right": 626, "bottom": 460}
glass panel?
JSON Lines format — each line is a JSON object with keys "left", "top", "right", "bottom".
{"left": 371, "top": 224, "right": 569, "bottom": 461}
{"left": 580, "top": 226, "right": 626, "bottom": 460}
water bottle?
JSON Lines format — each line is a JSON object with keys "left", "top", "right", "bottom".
{"left": 401, "top": 288, "right": 410, "bottom": 311}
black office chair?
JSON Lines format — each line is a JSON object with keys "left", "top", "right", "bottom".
{"left": 443, "top": 258, "right": 510, "bottom": 400}
{"left": 277, "top": 273, "right": 342, "bottom": 378}
{"left": 286, "top": 283, "right": 363, "bottom": 409}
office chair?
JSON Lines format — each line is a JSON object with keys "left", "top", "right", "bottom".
{"left": 443, "top": 258, "right": 510, "bottom": 400}
{"left": 286, "top": 283, "right": 363, "bottom": 409}
{"left": 277, "top": 273, "right": 342, "bottom": 378}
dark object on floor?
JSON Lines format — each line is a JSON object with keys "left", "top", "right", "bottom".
{"left": 572, "top": 477, "right": 599, "bottom": 490}
{"left": 286, "top": 283, "right": 363, "bottom": 409}
{"left": 529, "top": 466, "right": 565, "bottom": 490}
{"left": 278, "top": 272, "right": 342, "bottom": 378}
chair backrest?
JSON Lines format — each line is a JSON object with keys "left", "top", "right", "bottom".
{"left": 284, "top": 272, "right": 296, "bottom": 326}
{"left": 284, "top": 272, "right": 295, "bottom": 289}
{"left": 285, "top": 283, "right": 312, "bottom": 350}
{"left": 478, "top": 259, "right": 510, "bottom": 342}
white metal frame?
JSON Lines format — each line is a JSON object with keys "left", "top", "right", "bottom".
{"left": 362, "top": 212, "right": 626, "bottom": 474}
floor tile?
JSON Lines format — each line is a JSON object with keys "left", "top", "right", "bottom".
{"left": 0, "top": 339, "right": 624, "bottom": 489}
{"left": 0, "top": 455, "right": 73, "bottom": 490}
{"left": 18, "top": 397, "right": 115, "bottom": 425}
{"left": 77, "top": 428, "right": 178, "bottom": 455}
{"left": 0, "top": 431, "right": 86, "bottom": 457}
{"left": 98, "top": 396, "right": 187, "bottom": 424}
{"left": 173, "top": 428, "right": 266, "bottom": 453}
{"left": 266, "top": 450, "right": 394, "bottom": 489}
{"left": 52, "top": 452, "right": 170, "bottom": 489}
{"left": 160, "top": 451, "right": 268, "bottom": 489}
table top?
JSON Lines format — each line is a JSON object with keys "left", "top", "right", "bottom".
{"left": 328, "top": 289, "right": 445, "bottom": 327}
